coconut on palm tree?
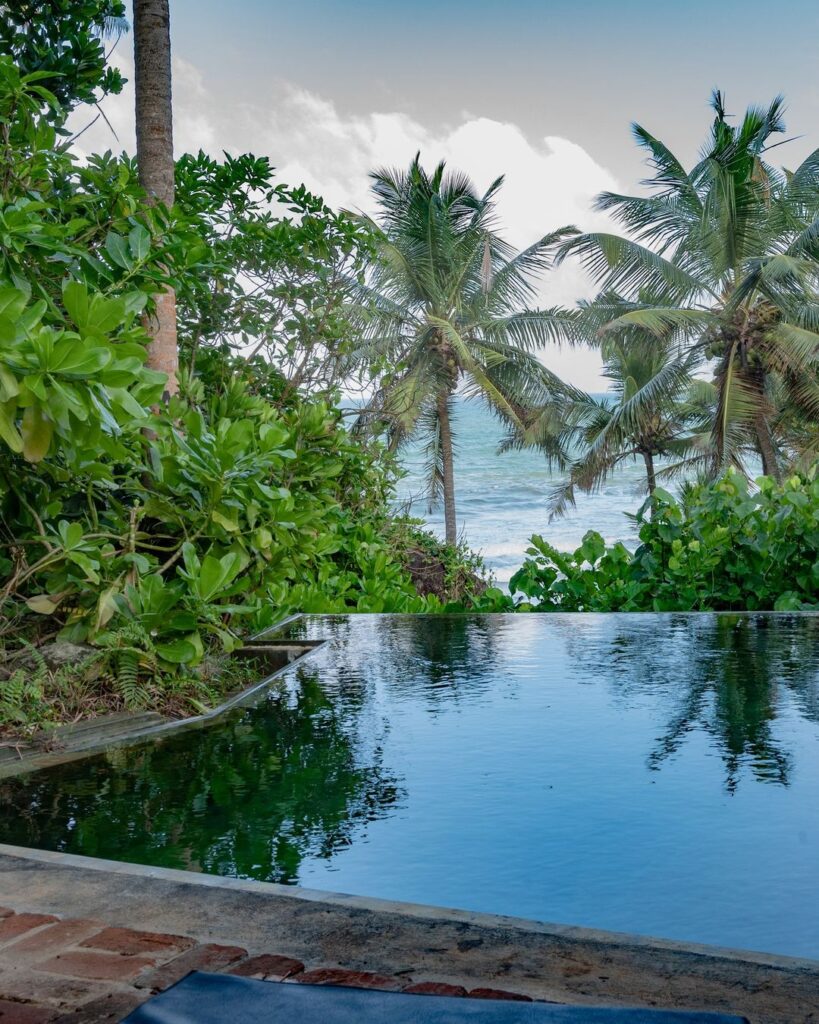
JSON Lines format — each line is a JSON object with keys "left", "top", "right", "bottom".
{"left": 355, "top": 157, "right": 578, "bottom": 544}
{"left": 558, "top": 92, "right": 819, "bottom": 482}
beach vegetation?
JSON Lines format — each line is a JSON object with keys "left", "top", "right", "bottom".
{"left": 503, "top": 299, "right": 709, "bottom": 517}
{"left": 352, "top": 157, "right": 579, "bottom": 544}
{"left": 558, "top": 92, "right": 819, "bottom": 483}
{"left": 509, "top": 469, "right": 819, "bottom": 612}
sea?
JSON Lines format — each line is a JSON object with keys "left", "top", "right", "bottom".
{"left": 393, "top": 396, "right": 648, "bottom": 585}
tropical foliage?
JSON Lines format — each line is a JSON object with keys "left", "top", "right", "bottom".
{"left": 504, "top": 299, "right": 709, "bottom": 517}
{"left": 0, "top": 12, "right": 490, "bottom": 736}
{"left": 173, "top": 152, "right": 376, "bottom": 399}
{"left": 557, "top": 92, "right": 819, "bottom": 483}
{"left": 509, "top": 469, "right": 819, "bottom": 612}
{"left": 3, "top": 2, "right": 819, "bottom": 743}
{"left": 354, "top": 157, "right": 578, "bottom": 542}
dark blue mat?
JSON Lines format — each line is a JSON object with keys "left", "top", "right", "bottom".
{"left": 123, "top": 971, "right": 749, "bottom": 1023}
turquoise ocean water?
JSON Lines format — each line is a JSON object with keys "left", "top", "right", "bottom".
{"left": 394, "top": 396, "right": 648, "bottom": 583}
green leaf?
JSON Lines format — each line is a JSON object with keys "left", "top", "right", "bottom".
{"left": 21, "top": 405, "right": 53, "bottom": 462}
{"left": 155, "top": 638, "right": 199, "bottom": 664}
{"left": 211, "top": 509, "right": 239, "bottom": 532}
{"left": 181, "top": 541, "right": 200, "bottom": 579}
{"left": 104, "top": 231, "right": 133, "bottom": 270}
{"left": 86, "top": 294, "right": 126, "bottom": 336}
{"left": 62, "top": 280, "right": 89, "bottom": 329}
{"left": 197, "top": 551, "right": 244, "bottom": 601}
{"left": 57, "top": 521, "right": 85, "bottom": 550}
{"left": 128, "top": 224, "right": 151, "bottom": 261}
{"left": 50, "top": 341, "right": 112, "bottom": 376}
{"left": 0, "top": 287, "right": 27, "bottom": 321}
{"left": 0, "top": 400, "right": 22, "bottom": 453}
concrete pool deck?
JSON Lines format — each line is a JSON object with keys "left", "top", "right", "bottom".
{"left": 1, "top": 845, "right": 817, "bottom": 1023}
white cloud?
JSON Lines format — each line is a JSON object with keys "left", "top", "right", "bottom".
{"left": 72, "top": 52, "right": 619, "bottom": 389}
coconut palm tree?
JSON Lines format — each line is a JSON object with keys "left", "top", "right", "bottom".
{"left": 354, "top": 157, "right": 578, "bottom": 544}
{"left": 552, "top": 344, "right": 705, "bottom": 519}
{"left": 133, "top": 0, "right": 178, "bottom": 396}
{"left": 558, "top": 92, "right": 819, "bottom": 482}
{"left": 502, "top": 296, "right": 708, "bottom": 518}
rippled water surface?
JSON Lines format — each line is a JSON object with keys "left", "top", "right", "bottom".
{"left": 3, "top": 614, "right": 819, "bottom": 958}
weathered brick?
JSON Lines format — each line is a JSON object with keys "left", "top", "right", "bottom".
{"left": 5, "top": 920, "right": 104, "bottom": 962}
{"left": 79, "top": 927, "right": 193, "bottom": 960}
{"left": 296, "top": 968, "right": 403, "bottom": 991}
{"left": 0, "top": 962, "right": 108, "bottom": 1008}
{"left": 228, "top": 953, "right": 303, "bottom": 981}
{"left": 136, "top": 943, "right": 247, "bottom": 991}
{"left": 0, "top": 916, "right": 59, "bottom": 947}
{"left": 468, "top": 987, "right": 533, "bottom": 1002}
{"left": 403, "top": 981, "right": 467, "bottom": 996}
{"left": 52, "top": 990, "right": 149, "bottom": 1024}
{"left": 38, "top": 951, "right": 154, "bottom": 983}
{"left": 0, "top": 999, "right": 58, "bottom": 1023}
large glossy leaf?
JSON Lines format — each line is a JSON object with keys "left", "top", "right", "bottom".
{"left": 104, "top": 231, "right": 133, "bottom": 270}
{"left": 21, "top": 404, "right": 53, "bottom": 462}
{"left": 155, "top": 637, "right": 199, "bottom": 664}
{"left": 62, "top": 280, "right": 89, "bottom": 329}
{"left": 50, "top": 340, "right": 112, "bottom": 375}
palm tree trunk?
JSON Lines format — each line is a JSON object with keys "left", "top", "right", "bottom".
{"left": 134, "top": 0, "right": 178, "bottom": 397}
{"left": 643, "top": 451, "right": 657, "bottom": 494}
{"left": 753, "top": 410, "right": 782, "bottom": 483}
{"left": 437, "top": 390, "right": 457, "bottom": 545}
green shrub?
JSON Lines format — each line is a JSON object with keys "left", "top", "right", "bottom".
{"left": 0, "top": 40, "right": 436, "bottom": 728}
{"left": 510, "top": 470, "right": 819, "bottom": 611}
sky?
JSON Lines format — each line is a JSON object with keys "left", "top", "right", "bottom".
{"left": 80, "top": 0, "right": 819, "bottom": 389}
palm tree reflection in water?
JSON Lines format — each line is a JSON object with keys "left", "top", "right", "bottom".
{"left": 565, "top": 615, "right": 819, "bottom": 792}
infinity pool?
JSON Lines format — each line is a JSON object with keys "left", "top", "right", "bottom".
{"left": 2, "top": 614, "right": 819, "bottom": 958}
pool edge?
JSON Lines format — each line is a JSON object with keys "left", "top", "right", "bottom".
{"left": 3, "top": 843, "right": 817, "bottom": 972}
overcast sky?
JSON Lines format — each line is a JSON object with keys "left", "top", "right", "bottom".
{"left": 81, "top": 1, "right": 819, "bottom": 388}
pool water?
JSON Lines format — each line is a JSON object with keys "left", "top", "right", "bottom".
{"left": 2, "top": 614, "right": 819, "bottom": 958}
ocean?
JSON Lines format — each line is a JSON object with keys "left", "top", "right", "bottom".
{"left": 393, "top": 396, "right": 648, "bottom": 584}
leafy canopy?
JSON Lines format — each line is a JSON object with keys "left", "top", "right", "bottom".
{"left": 559, "top": 92, "right": 819, "bottom": 479}
{"left": 355, "top": 155, "right": 579, "bottom": 508}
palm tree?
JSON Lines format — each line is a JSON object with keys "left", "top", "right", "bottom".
{"left": 558, "top": 92, "right": 819, "bottom": 483}
{"left": 539, "top": 326, "right": 706, "bottom": 519}
{"left": 133, "top": 0, "right": 178, "bottom": 396}
{"left": 355, "top": 157, "right": 578, "bottom": 544}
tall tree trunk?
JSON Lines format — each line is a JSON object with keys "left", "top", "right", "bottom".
{"left": 437, "top": 389, "right": 457, "bottom": 545}
{"left": 134, "top": 0, "right": 178, "bottom": 397}
{"left": 643, "top": 450, "right": 657, "bottom": 494}
{"left": 753, "top": 410, "right": 782, "bottom": 483}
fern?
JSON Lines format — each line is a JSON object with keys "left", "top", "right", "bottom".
{"left": 96, "top": 623, "right": 157, "bottom": 710}
{"left": 0, "top": 646, "right": 49, "bottom": 732}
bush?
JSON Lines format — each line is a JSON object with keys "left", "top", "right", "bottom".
{"left": 510, "top": 470, "right": 819, "bottom": 612}
{"left": 0, "top": 39, "right": 449, "bottom": 732}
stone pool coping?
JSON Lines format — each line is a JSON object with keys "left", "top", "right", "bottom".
{"left": 0, "top": 617, "right": 326, "bottom": 780}
{"left": 2, "top": 845, "right": 818, "bottom": 1024}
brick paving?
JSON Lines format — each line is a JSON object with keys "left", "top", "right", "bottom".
{"left": 0, "top": 907, "right": 538, "bottom": 1022}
